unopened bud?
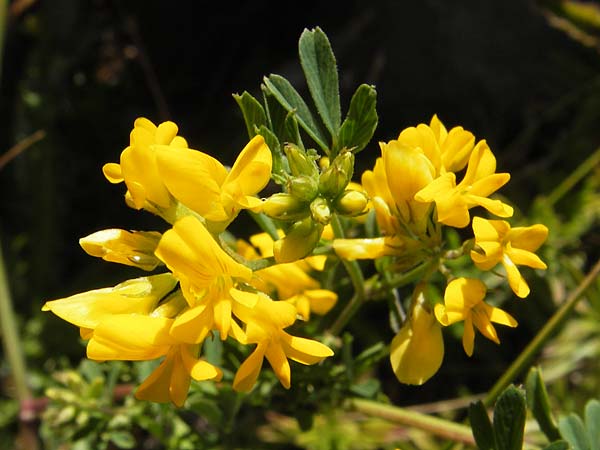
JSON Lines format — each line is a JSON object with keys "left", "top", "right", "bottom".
{"left": 334, "top": 190, "right": 369, "bottom": 216}
{"left": 319, "top": 151, "right": 354, "bottom": 198}
{"left": 284, "top": 143, "right": 319, "bottom": 178}
{"left": 79, "top": 229, "right": 162, "bottom": 271}
{"left": 262, "top": 193, "right": 308, "bottom": 221}
{"left": 288, "top": 175, "right": 319, "bottom": 202}
{"left": 310, "top": 197, "right": 331, "bottom": 225}
{"left": 273, "top": 217, "right": 323, "bottom": 263}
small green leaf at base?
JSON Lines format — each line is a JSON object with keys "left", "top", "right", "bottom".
{"left": 233, "top": 91, "right": 267, "bottom": 139}
{"left": 468, "top": 400, "right": 496, "bottom": 450}
{"left": 263, "top": 74, "right": 329, "bottom": 153}
{"left": 526, "top": 367, "right": 561, "bottom": 441}
{"left": 559, "top": 413, "right": 591, "bottom": 450}
{"left": 338, "top": 84, "right": 378, "bottom": 154}
{"left": 493, "top": 385, "right": 527, "bottom": 450}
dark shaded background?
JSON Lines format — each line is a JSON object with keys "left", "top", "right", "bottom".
{"left": 2, "top": 0, "right": 600, "bottom": 406}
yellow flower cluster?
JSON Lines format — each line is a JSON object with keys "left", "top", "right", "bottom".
{"left": 335, "top": 116, "right": 548, "bottom": 384}
{"left": 44, "top": 119, "right": 335, "bottom": 406}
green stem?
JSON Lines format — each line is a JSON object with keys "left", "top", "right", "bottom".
{"left": 0, "top": 241, "right": 31, "bottom": 403}
{"left": 483, "top": 257, "right": 600, "bottom": 407}
{"left": 328, "top": 214, "right": 366, "bottom": 336}
{"left": 248, "top": 211, "right": 280, "bottom": 242}
{"left": 546, "top": 146, "right": 600, "bottom": 206}
{"left": 350, "top": 398, "right": 475, "bottom": 445}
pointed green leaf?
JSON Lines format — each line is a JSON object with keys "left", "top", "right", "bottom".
{"left": 255, "top": 125, "right": 287, "bottom": 184}
{"left": 493, "top": 385, "right": 527, "bottom": 450}
{"left": 338, "top": 84, "right": 378, "bottom": 154}
{"left": 559, "top": 413, "right": 591, "bottom": 450}
{"left": 263, "top": 74, "right": 329, "bottom": 152}
{"left": 233, "top": 91, "right": 267, "bottom": 139}
{"left": 283, "top": 111, "right": 303, "bottom": 148}
{"left": 262, "top": 87, "right": 288, "bottom": 141}
{"left": 526, "top": 367, "right": 561, "bottom": 441}
{"left": 468, "top": 400, "right": 496, "bottom": 450}
{"left": 585, "top": 400, "right": 600, "bottom": 450}
{"left": 298, "top": 27, "right": 341, "bottom": 137}
{"left": 108, "top": 431, "right": 136, "bottom": 449}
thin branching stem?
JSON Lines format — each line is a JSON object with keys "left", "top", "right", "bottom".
{"left": 484, "top": 257, "right": 600, "bottom": 406}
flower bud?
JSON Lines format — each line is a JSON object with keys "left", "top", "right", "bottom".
{"left": 334, "top": 189, "right": 369, "bottom": 216}
{"left": 284, "top": 143, "right": 319, "bottom": 178}
{"left": 288, "top": 175, "right": 319, "bottom": 202}
{"left": 319, "top": 151, "right": 354, "bottom": 198}
{"left": 273, "top": 217, "right": 323, "bottom": 263}
{"left": 262, "top": 193, "right": 308, "bottom": 221}
{"left": 79, "top": 229, "right": 162, "bottom": 271}
{"left": 310, "top": 197, "right": 331, "bottom": 225}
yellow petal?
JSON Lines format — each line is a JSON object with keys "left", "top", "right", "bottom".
{"left": 102, "top": 163, "right": 123, "bottom": 183}
{"left": 233, "top": 342, "right": 267, "bottom": 392}
{"left": 280, "top": 331, "right": 334, "bottom": 365}
{"left": 305, "top": 289, "right": 338, "bottom": 315}
{"left": 390, "top": 304, "right": 444, "bottom": 385}
{"left": 508, "top": 224, "right": 549, "bottom": 252}
{"left": 462, "top": 316, "right": 475, "bottom": 357}
{"left": 506, "top": 246, "right": 547, "bottom": 270}
{"left": 333, "top": 237, "right": 393, "bottom": 260}
{"left": 155, "top": 145, "right": 228, "bottom": 219}
{"left": 170, "top": 304, "right": 212, "bottom": 344}
{"left": 265, "top": 342, "right": 291, "bottom": 389}
{"left": 42, "top": 274, "right": 176, "bottom": 329}
{"left": 135, "top": 353, "right": 175, "bottom": 404}
{"left": 155, "top": 216, "right": 252, "bottom": 286}
{"left": 502, "top": 255, "right": 530, "bottom": 298}
{"left": 225, "top": 136, "right": 272, "bottom": 196}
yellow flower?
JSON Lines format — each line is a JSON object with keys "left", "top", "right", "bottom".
{"left": 230, "top": 291, "right": 334, "bottom": 392}
{"left": 42, "top": 273, "right": 177, "bottom": 330}
{"left": 154, "top": 215, "right": 252, "bottom": 342}
{"left": 79, "top": 229, "right": 162, "bottom": 271}
{"left": 394, "top": 115, "right": 476, "bottom": 175}
{"left": 415, "top": 141, "right": 513, "bottom": 228}
{"left": 86, "top": 315, "right": 221, "bottom": 407}
{"left": 103, "top": 118, "right": 188, "bottom": 211}
{"left": 471, "top": 217, "right": 548, "bottom": 298}
{"left": 434, "top": 278, "right": 517, "bottom": 356}
{"left": 380, "top": 139, "right": 435, "bottom": 225}
{"left": 238, "top": 232, "right": 337, "bottom": 320}
{"left": 390, "top": 298, "right": 444, "bottom": 385}
{"left": 155, "top": 135, "right": 271, "bottom": 230}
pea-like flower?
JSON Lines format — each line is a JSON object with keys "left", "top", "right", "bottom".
{"left": 231, "top": 291, "right": 334, "bottom": 392}
{"left": 471, "top": 217, "right": 548, "bottom": 298}
{"left": 415, "top": 141, "right": 513, "bottom": 228}
{"left": 103, "top": 118, "right": 188, "bottom": 212}
{"left": 434, "top": 278, "right": 517, "bottom": 356}
{"left": 155, "top": 135, "right": 272, "bottom": 231}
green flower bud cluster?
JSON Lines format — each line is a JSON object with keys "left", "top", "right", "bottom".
{"left": 262, "top": 144, "right": 369, "bottom": 262}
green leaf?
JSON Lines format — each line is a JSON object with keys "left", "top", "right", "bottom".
{"left": 493, "top": 385, "right": 527, "bottom": 450}
{"left": 543, "top": 441, "right": 570, "bottom": 450}
{"left": 255, "top": 124, "right": 287, "bottom": 184}
{"left": 468, "top": 400, "right": 496, "bottom": 450}
{"left": 107, "top": 431, "right": 136, "bottom": 449}
{"left": 233, "top": 91, "right": 267, "bottom": 139}
{"left": 338, "top": 84, "right": 378, "bottom": 154}
{"left": 284, "top": 111, "right": 304, "bottom": 149}
{"left": 262, "top": 87, "right": 288, "bottom": 141}
{"left": 585, "top": 400, "right": 600, "bottom": 450}
{"left": 559, "top": 413, "right": 591, "bottom": 450}
{"left": 298, "top": 27, "right": 341, "bottom": 137}
{"left": 526, "top": 367, "right": 561, "bottom": 441}
{"left": 263, "top": 74, "right": 329, "bottom": 152}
